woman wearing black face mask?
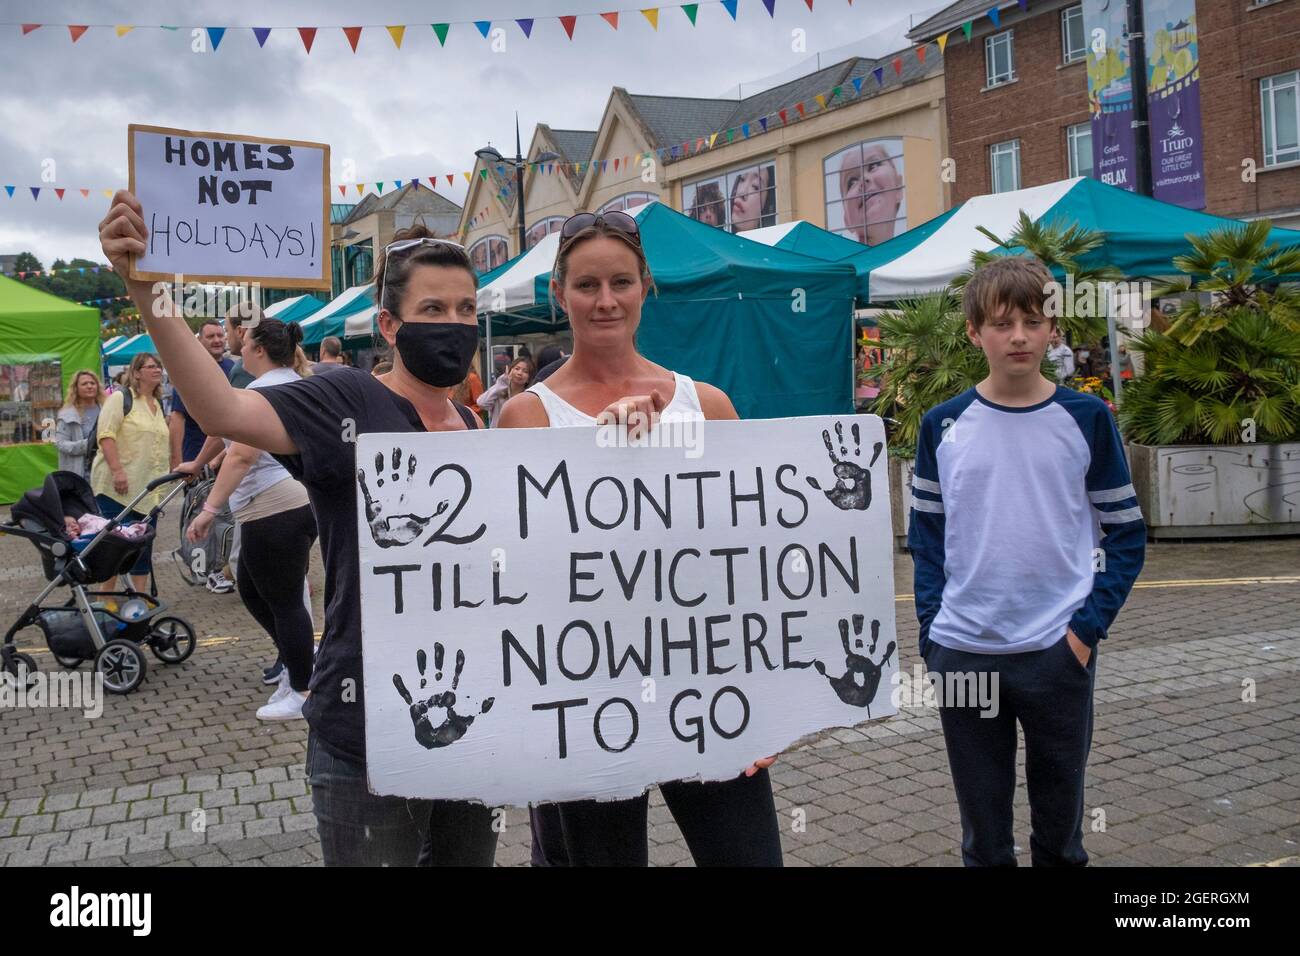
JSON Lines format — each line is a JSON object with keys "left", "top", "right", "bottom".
{"left": 98, "top": 199, "right": 494, "bottom": 867}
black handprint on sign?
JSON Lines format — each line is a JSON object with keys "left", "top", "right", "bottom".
{"left": 806, "top": 422, "right": 884, "bottom": 511}
{"left": 813, "top": 615, "right": 895, "bottom": 716}
{"left": 357, "top": 447, "right": 449, "bottom": 548}
{"left": 392, "top": 643, "right": 495, "bottom": 749}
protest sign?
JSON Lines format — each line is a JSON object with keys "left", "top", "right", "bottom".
{"left": 357, "top": 414, "right": 898, "bottom": 805}
{"left": 128, "top": 124, "right": 330, "bottom": 289}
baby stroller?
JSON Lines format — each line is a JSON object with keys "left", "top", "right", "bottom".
{"left": 1, "top": 470, "right": 197, "bottom": 694}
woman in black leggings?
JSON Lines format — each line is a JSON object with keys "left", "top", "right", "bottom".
{"left": 182, "top": 318, "right": 319, "bottom": 720}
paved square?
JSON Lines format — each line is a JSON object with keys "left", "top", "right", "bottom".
{"left": 2, "top": 510, "right": 1297, "bottom": 867}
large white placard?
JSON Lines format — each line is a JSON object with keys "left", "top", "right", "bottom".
{"left": 357, "top": 415, "right": 897, "bottom": 805}
{"left": 128, "top": 124, "right": 330, "bottom": 289}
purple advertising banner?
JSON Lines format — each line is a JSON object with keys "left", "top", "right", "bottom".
{"left": 1084, "top": 0, "right": 1139, "bottom": 191}
{"left": 1145, "top": 0, "right": 1205, "bottom": 208}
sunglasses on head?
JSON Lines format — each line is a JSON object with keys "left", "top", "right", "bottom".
{"left": 380, "top": 236, "right": 469, "bottom": 313}
{"left": 559, "top": 211, "right": 640, "bottom": 242}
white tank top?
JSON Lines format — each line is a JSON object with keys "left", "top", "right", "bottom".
{"left": 526, "top": 371, "right": 704, "bottom": 428}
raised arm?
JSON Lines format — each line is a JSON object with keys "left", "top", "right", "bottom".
{"left": 99, "top": 190, "right": 297, "bottom": 455}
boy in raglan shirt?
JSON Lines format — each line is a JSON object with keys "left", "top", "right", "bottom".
{"left": 908, "top": 256, "right": 1145, "bottom": 866}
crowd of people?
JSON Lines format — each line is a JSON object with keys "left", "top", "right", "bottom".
{"left": 88, "top": 180, "right": 1145, "bottom": 868}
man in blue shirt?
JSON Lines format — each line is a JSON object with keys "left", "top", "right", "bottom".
{"left": 909, "top": 256, "right": 1145, "bottom": 866}
{"left": 170, "top": 318, "right": 236, "bottom": 593}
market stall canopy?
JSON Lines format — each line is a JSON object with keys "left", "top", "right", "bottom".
{"left": 103, "top": 333, "right": 156, "bottom": 361}
{"left": 477, "top": 201, "right": 860, "bottom": 418}
{"left": 850, "top": 177, "right": 1300, "bottom": 303}
{"left": 739, "top": 221, "right": 868, "bottom": 262}
{"left": 0, "top": 275, "right": 100, "bottom": 503}
{"left": 264, "top": 293, "right": 327, "bottom": 325}
{"left": 299, "top": 283, "right": 375, "bottom": 345}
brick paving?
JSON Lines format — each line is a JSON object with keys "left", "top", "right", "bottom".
{"left": 2, "top": 508, "right": 1298, "bottom": 867}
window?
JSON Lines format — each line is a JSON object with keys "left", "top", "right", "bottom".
{"left": 990, "top": 140, "right": 1021, "bottom": 193}
{"left": 468, "top": 236, "right": 509, "bottom": 274}
{"left": 597, "top": 192, "right": 657, "bottom": 214}
{"left": 1262, "top": 70, "right": 1300, "bottom": 167}
{"left": 524, "top": 217, "right": 565, "bottom": 250}
{"left": 824, "top": 139, "right": 908, "bottom": 246}
{"left": 1067, "top": 123, "right": 1093, "bottom": 178}
{"left": 985, "top": 31, "right": 1015, "bottom": 87}
{"left": 683, "top": 160, "right": 777, "bottom": 233}
{"left": 1061, "top": 5, "right": 1085, "bottom": 65}
{"left": 345, "top": 239, "right": 373, "bottom": 287}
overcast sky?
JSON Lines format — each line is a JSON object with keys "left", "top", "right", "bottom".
{"left": 1, "top": 0, "right": 948, "bottom": 266}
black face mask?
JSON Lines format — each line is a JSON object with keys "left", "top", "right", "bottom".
{"left": 393, "top": 321, "right": 479, "bottom": 388}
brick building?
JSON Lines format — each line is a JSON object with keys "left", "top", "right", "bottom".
{"left": 910, "top": 0, "right": 1300, "bottom": 229}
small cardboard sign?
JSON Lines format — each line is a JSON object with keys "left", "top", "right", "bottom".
{"left": 128, "top": 124, "right": 330, "bottom": 289}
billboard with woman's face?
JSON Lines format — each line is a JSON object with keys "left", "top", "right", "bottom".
{"left": 683, "top": 159, "right": 777, "bottom": 233}
{"left": 469, "top": 235, "right": 509, "bottom": 274}
{"left": 824, "top": 139, "right": 906, "bottom": 246}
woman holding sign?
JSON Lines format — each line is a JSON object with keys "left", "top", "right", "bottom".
{"left": 99, "top": 193, "right": 495, "bottom": 867}
{"left": 497, "top": 210, "right": 783, "bottom": 867}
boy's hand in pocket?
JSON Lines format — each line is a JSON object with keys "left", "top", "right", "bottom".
{"left": 1066, "top": 628, "right": 1091, "bottom": 667}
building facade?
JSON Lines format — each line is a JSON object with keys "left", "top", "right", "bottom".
{"left": 909, "top": 0, "right": 1300, "bottom": 228}
{"left": 459, "top": 50, "right": 949, "bottom": 262}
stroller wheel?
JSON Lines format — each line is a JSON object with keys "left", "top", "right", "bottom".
{"left": 54, "top": 654, "right": 83, "bottom": 669}
{"left": 95, "top": 639, "right": 147, "bottom": 694}
{"left": 2, "top": 651, "right": 40, "bottom": 691}
{"left": 148, "top": 616, "right": 196, "bottom": 664}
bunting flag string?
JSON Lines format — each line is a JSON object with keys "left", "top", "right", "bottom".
{"left": 4, "top": 264, "right": 113, "bottom": 278}
{"left": 0, "top": 33, "right": 939, "bottom": 205}
{"left": 0, "top": 1, "right": 1017, "bottom": 52}
{"left": 0, "top": 0, "right": 1020, "bottom": 208}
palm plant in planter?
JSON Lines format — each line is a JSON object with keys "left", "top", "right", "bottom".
{"left": 1120, "top": 222, "right": 1300, "bottom": 445}
{"left": 869, "top": 292, "right": 982, "bottom": 456}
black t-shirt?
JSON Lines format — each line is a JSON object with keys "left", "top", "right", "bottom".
{"left": 260, "top": 366, "right": 477, "bottom": 762}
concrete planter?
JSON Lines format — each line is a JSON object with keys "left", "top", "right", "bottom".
{"left": 1128, "top": 442, "right": 1300, "bottom": 538}
{"left": 888, "top": 455, "right": 915, "bottom": 552}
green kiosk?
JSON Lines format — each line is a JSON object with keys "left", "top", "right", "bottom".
{"left": 0, "top": 276, "right": 101, "bottom": 504}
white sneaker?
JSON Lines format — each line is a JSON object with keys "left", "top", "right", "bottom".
{"left": 206, "top": 570, "right": 235, "bottom": 594}
{"left": 257, "top": 689, "right": 307, "bottom": 721}
{"left": 266, "top": 669, "right": 292, "bottom": 705}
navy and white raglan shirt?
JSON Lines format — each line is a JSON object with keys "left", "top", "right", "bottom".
{"left": 908, "top": 386, "right": 1145, "bottom": 656}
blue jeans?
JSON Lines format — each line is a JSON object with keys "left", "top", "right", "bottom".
{"left": 305, "top": 732, "right": 499, "bottom": 867}
{"left": 924, "top": 636, "right": 1097, "bottom": 867}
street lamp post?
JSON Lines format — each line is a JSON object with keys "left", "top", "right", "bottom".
{"left": 476, "top": 115, "right": 560, "bottom": 257}
{"left": 475, "top": 115, "right": 559, "bottom": 388}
